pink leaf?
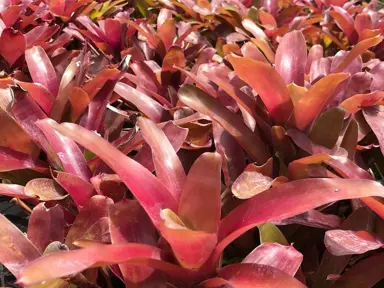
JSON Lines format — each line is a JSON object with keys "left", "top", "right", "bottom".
{"left": 27, "top": 203, "right": 64, "bottom": 253}
{"left": 114, "top": 82, "right": 169, "bottom": 123}
{"left": 228, "top": 55, "right": 293, "bottom": 124}
{"left": 48, "top": 121, "right": 178, "bottom": 228}
{"left": 0, "top": 146, "right": 47, "bottom": 172}
{"left": 275, "top": 30, "right": 307, "bottom": 86}
{"left": 205, "top": 179, "right": 384, "bottom": 269}
{"left": 138, "top": 117, "right": 186, "bottom": 202}
{"left": 178, "top": 84, "right": 270, "bottom": 164}
{"left": 242, "top": 243, "right": 303, "bottom": 276}
{"left": 25, "top": 46, "right": 59, "bottom": 97}
{"left": 325, "top": 229, "right": 384, "bottom": 256}
{"left": 65, "top": 195, "right": 113, "bottom": 248}
{"left": 178, "top": 152, "right": 222, "bottom": 233}
{"left": 36, "top": 119, "right": 92, "bottom": 181}
{"left": 363, "top": 106, "right": 384, "bottom": 156}
{"left": 55, "top": 171, "right": 96, "bottom": 208}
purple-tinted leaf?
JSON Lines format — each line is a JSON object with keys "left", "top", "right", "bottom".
{"left": 109, "top": 200, "right": 164, "bottom": 286}
{"left": 263, "top": 0, "right": 278, "bottom": 17}
{"left": 82, "top": 79, "right": 117, "bottom": 132}
{"left": 240, "top": 42, "right": 268, "bottom": 63}
{"left": 305, "top": 44, "right": 323, "bottom": 74}
{"left": 65, "top": 195, "right": 113, "bottom": 248}
{"left": 178, "top": 152, "right": 222, "bottom": 233}
{"left": 212, "top": 123, "right": 246, "bottom": 186}
{"left": 27, "top": 203, "right": 64, "bottom": 253}
{"left": 114, "top": 82, "right": 168, "bottom": 123}
{"left": 138, "top": 117, "right": 186, "bottom": 202}
{"left": 15, "top": 81, "right": 55, "bottom": 115}
{"left": 275, "top": 30, "right": 307, "bottom": 86}
{"left": 331, "top": 35, "right": 382, "bottom": 73}
{"left": 0, "top": 146, "right": 47, "bottom": 172}
{"left": 25, "top": 46, "right": 59, "bottom": 97}
{"left": 242, "top": 243, "right": 303, "bottom": 276}
{"left": 48, "top": 122, "right": 178, "bottom": 228}
{"left": 363, "top": 106, "right": 384, "bottom": 155}
{"left": 325, "top": 229, "right": 383, "bottom": 256}
{"left": 329, "top": 6, "right": 355, "bottom": 42}
{"left": 310, "top": 58, "right": 332, "bottom": 83}
{"left": 178, "top": 84, "right": 270, "bottom": 164}
{"left": 0, "top": 213, "right": 40, "bottom": 278}
{"left": 370, "top": 62, "right": 384, "bottom": 91}
{"left": 331, "top": 51, "right": 362, "bottom": 75}
{"left": 36, "top": 119, "right": 92, "bottom": 181}
{"left": 55, "top": 171, "right": 95, "bottom": 208}
{"left": 274, "top": 210, "right": 342, "bottom": 230}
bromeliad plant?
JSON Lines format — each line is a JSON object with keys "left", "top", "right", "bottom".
{"left": 1, "top": 0, "right": 384, "bottom": 287}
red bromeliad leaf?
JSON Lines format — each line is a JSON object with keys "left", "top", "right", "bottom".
{"left": 138, "top": 117, "right": 186, "bottom": 202}
{"left": 17, "top": 243, "right": 162, "bottom": 286}
{"left": 48, "top": 122, "right": 178, "bottom": 228}
{"left": 27, "top": 203, "right": 65, "bottom": 253}
{"left": 24, "top": 178, "right": 67, "bottom": 201}
{"left": 275, "top": 30, "right": 307, "bottom": 86}
{"left": 242, "top": 243, "right": 303, "bottom": 276}
{"left": 178, "top": 84, "right": 270, "bottom": 164}
{"left": 0, "top": 28, "right": 25, "bottom": 66}
{"left": 339, "top": 91, "right": 384, "bottom": 115}
{"left": 324, "top": 230, "right": 384, "bottom": 256}
{"left": 228, "top": 55, "right": 293, "bottom": 124}
{"left": 0, "top": 146, "right": 47, "bottom": 172}
{"left": 159, "top": 209, "right": 217, "bottom": 269}
{"left": 65, "top": 195, "right": 113, "bottom": 247}
{"left": 36, "top": 119, "right": 92, "bottom": 181}
{"left": 305, "top": 44, "right": 323, "bottom": 74}
{"left": 0, "top": 214, "right": 40, "bottom": 278}
{"left": 331, "top": 35, "right": 382, "bottom": 73}
{"left": 10, "top": 87, "right": 63, "bottom": 169}
{"left": 15, "top": 81, "right": 55, "bottom": 115}
{"left": 25, "top": 46, "right": 59, "bottom": 97}
{"left": 178, "top": 152, "right": 222, "bottom": 233}
{"left": 205, "top": 179, "right": 384, "bottom": 268}
{"left": 274, "top": 209, "right": 342, "bottom": 230}
{"left": 313, "top": 207, "right": 372, "bottom": 288}
{"left": 332, "top": 253, "right": 384, "bottom": 288}
{"left": 212, "top": 123, "right": 246, "bottom": 186}
{"left": 0, "top": 183, "right": 31, "bottom": 199}
{"left": 200, "top": 263, "right": 306, "bottom": 288}
{"left": 109, "top": 200, "right": 164, "bottom": 286}
{"left": 288, "top": 73, "right": 349, "bottom": 131}
{"left": 55, "top": 171, "right": 95, "bottom": 208}
{"left": 363, "top": 106, "right": 384, "bottom": 155}
{"left": 329, "top": 6, "right": 355, "bottom": 42}
{"left": 114, "top": 82, "right": 169, "bottom": 123}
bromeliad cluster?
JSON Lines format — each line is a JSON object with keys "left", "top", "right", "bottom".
{"left": 0, "top": 0, "right": 384, "bottom": 287}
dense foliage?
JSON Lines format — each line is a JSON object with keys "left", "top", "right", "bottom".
{"left": 0, "top": 0, "right": 384, "bottom": 287}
